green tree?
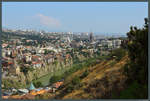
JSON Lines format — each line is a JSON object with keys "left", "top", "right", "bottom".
{"left": 121, "top": 18, "right": 148, "bottom": 98}
{"left": 125, "top": 18, "right": 148, "bottom": 84}
{"left": 49, "top": 75, "right": 62, "bottom": 84}
{"left": 33, "top": 81, "right": 43, "bottom": 88}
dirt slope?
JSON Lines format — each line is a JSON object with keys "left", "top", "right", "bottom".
{"left": 46, "top": 55, "right": 128, "bottom": 99}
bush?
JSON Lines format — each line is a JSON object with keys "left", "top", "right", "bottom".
{"left": 110, "top": 48, "right": 126, "bottom": 61}
{"left": 119, "top": 81, "right": 147, "bottom": 99}
{"left": 72, "top": 76, "right": 81, "bottom": 85}
{"left": 66, "top": 84, "right": 74, "bottom": 93}
{"left": 49, "top": 75, "right": 62, "bottom": 84}
{"left": 80, "top": 70, "right": 89, "bottom": 79}
{"left": 65, "top": 76, "right": 82, "bottom": 93}
{"left": 33, "top": 81, "right": 43, "bottom": 88}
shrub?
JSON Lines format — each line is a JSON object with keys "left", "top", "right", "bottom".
{"left": 110, "top": 48, "right": 126, "bottom": 61}
{"left": 49, "top": 75, "right": 62, "bottom": 84}
{"left": 72, "top": 76, "right": 81, "bottom": 85}
{"left": 66, "top": 84, "right": 74, "bottom": 93}
{"left": 80, "top": 70, "right": 89, "bottom": 79}
{"left": 33, "top": 81, "right": 43, "bottom": 88}
{"left": 119, "top": 81, "right": 142, "bottom": 99}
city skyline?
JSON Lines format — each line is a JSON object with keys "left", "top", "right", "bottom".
{"left": 3, "top": 2, "right": 148, "bottom": 35}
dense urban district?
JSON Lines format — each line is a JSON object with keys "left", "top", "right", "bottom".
{"left": 2, "top": 29, "right": 123, "bottom": 98}
{"left": 1, "top": 19, "right": 148, "bottom": 99}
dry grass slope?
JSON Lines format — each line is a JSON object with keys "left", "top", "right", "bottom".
{"left": 46, "top": 55, "right": 128, "bottom": 99}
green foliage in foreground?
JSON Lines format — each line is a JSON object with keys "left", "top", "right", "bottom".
{"left": 113, "top": 18, "right": 148, "bottom": 99}
{"left": 119, "top": 81, "right": 147, "bottom": 99}
{"left": 112, "top": 81, "right": 147, "bottom": 99}
{"left": 125, "top": 18, "right": 148, "bottom": 85}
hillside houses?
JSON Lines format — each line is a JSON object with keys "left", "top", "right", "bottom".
{"left": 2, "top": 29, "right": 124, "bottom": 96}
{"left": 2, "top": 35, "right": 122, "bottom": 77}
{"left": 2, "top": 38, "right": 75, "bottom": 78}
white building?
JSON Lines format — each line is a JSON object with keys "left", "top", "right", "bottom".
{"left": 112, "top": 39, "right": 122, "bottom": 48}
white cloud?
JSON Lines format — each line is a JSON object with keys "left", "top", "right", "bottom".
{"left": 36, "top": 14, "right": 61, "bottom": 28}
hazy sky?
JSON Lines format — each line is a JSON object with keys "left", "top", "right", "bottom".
{"left": 2, "top": 2, "right": 148, "bottom": 34}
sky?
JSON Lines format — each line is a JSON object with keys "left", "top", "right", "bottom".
{"left": 2, "top": 2, "right": 148, "bottom": 35}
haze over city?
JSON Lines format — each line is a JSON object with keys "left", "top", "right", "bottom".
{"left": 3, "top": 2, "right": 148, "bottom": 35}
